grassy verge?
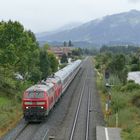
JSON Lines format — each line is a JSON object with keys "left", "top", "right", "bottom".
{"left": 0, "top": 95, "right": 22, "bottom": 137}
{"left": 93, "top": 57, "right": 140, "bottom": 140}
{"left": 0, "top": 81, "right": 31, "bottom": 138}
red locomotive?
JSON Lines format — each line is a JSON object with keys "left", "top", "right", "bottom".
{"left": 22, "top": 60, "right": 81, "bottom": 121}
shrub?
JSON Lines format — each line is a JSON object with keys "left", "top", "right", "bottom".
{"left": 132, "top": 95, "right": 140, "bottom": 107}
{"left": 120, "top": 82, "right": 140, "bottom": 92}
{"left": 131, "top": 64, "right": 139, "bottom": 71}
{"left": 95, "top": 63, "right": 100, "bottom": 69}
{"left": 111, "top": 91, "right": 128, "bottom": 112}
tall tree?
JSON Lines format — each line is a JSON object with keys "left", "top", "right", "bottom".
{"left": 61, "top": 54, "right": 68, "bottom": 63}
{"left": 68, "top": 40, "right": 73, "bottom": 47}
{"left": 48, "top": 52, "right": 58, "bottom": 73}
{"left": 39, "top": 47, "right": 51, "bottom": 79}
{"left": 63, "top": 41, "right": 67, "bottom": 47}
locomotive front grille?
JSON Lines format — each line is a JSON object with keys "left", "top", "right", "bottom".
{"left": 24, "top": 107, "right": 46, "bottom": 121}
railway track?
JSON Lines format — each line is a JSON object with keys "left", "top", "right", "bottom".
{"left": 69, "top": 60, "right": 91, "bottom": 140}
{"left": 41, "top": 128, "right": 49, "bottom": 140}
{"left": 13, "top": 123, "right": 28, "bottom": 140}
{"left": 85, "top": 89, "right": 91, "bottom": 140}
{"left": 14, "top": 123, "right": 45, "bottom": 140}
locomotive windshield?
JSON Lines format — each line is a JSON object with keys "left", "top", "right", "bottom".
{"left": 25, "top": 91, "right": 44, "bottom": 98}
{"left": 27, "top": 91, "right": 34, "bottom": 98}
{"left": 36, "top": 91, "right": 44, "bottom": 98}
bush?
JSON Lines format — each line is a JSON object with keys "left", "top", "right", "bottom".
{"left": 59, "top": 63, "right": 67, "bottom": 69}
{"left": 95, "top": 63, "right": 100, "bottom": 69}
{"left": 111, "top": 91, "right": 128, "bottom": 112}
{"left": 120, "top": 82, "right": 140, "bottom": 92}
{"left": 131, "top": 64, "right": 139, "bottom": 71}
{"left": 132, "top": 95, "right": 140, "bottom": 107}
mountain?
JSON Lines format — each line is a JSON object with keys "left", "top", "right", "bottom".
{"left": 36, "top": 10, "right": 140, "bottom": 46}
{"left": 36, "top": 22, "right": 82, "bottom": 40}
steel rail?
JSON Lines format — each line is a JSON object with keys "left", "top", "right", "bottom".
{"left": 41, "top": 129, "right": 49, "bottom": 140}
{"left": 13, "top": 123, "right": 28, "bottom": 140}
{"left": 85, "top": 89, "right": 91, "bottom": 140}
{"left": 69, "top": 68, "right": 88, "bottom": 140}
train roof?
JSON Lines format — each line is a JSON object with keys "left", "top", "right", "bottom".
{"left": 55, "top": 60, "right": 81, "bottom": 80}
{"left": 26, "top": 83, "right": 54, "bottom": 92}
{"left": 46, "top": 76, "right": 61, "bottom": 83}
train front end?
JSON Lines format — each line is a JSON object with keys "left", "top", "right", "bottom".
{"left": 22, "top": 85, "right": 49, "bottom": 121}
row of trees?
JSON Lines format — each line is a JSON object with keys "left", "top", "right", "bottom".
{"left": 100, "top": 45, "right": 140, "bottom": 54}
{"left": 0, "top": 20, "right": 58, "bottom": 90}
{"left": 95, "top": 53, "right": 128, "bottom": 84}
{"left": 95, "top": 46, "right": 140, "bottom": 84}
{"left": 63, "top": 40, "right": 73, "bottom": 47}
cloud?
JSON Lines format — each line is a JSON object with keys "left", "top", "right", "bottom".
{"left": 128, "top": 0, "right": 140, "bottom": 3}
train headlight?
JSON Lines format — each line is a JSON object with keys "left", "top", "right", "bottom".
{"left": 36, "top": 102, "right": 45, "bottom": 105}
{"left": 26, "top": 107, "right": 29, "bottom": 109}
{"left": 41, "top": 106, "right": 44, "bottom": 109}
{"left": 24, "top": 102, "right": 32, "bottom": 105}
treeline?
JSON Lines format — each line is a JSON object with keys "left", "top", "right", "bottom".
{"left": 97, "top": 45, "right": 140, "bottom": 75}
{"left": 0, "top": 20, "right": 58, "bottom": 91}
{"left": 100, "top": 45, "right": 139, "bottom": 54}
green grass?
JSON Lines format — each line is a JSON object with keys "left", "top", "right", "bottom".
{"left": 0, "top": 79, "right": 33, "bottom": 137}
{"left": 0, "top": 97, "right": 11, "bottom": 106}
{"left": 0, "top": 94, "right": 22, "bottom": 137}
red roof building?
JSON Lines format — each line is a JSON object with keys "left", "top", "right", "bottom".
{"left": 49, "top": 47, "right": 73, "bottom": 57}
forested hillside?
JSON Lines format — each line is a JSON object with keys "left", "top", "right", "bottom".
{"left": 37, "top": 10, "right": 140, "bottom": 46}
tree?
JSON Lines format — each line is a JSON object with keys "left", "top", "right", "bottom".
{"left": 108, "top": 54, "right": 127, "bottom": 83}
{"left": 39, "top": 47, "right": 51, "bottom": 79}
{"left": 63, "top": 41, "right": 67, "bottom": 47}
{"left": 61, "top": 54, "right": 68, "bottom": 63}
{"left": 72, "top": 48, "right": 82, "bottom": 56}
{"left": 48, "top": 52, "right": 59, "bottom": 73}
{"left": 68, "top": 40, "right": 73, "bottom": 47}
{"left": 0, "top": 20, "right": 40, "bottom": 86}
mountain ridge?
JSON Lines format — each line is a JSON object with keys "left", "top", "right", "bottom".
{"left": 36, "top": 10, "right": 140, "bottom": 46}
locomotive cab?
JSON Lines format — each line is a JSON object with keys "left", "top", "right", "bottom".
{"left": 22, "top": 85, "right": 50, "bottom": 121}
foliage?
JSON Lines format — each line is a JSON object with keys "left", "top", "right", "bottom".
{"left": 39, "top": 46, "right": 51, "bottom": 79}
{"left": 48, "top": 51, "right": 59, "bottom": 73}
{"left": 95, "top": 53, "right": 128, "bottom": 84}
{"left": 120, "top": 82, "right": 140, "bottom": 92}
{"left": 0, "top": 20, "right": 59, "bottom": 137}
{"left": 82, "top": 48, "right": 98, "bottom": 55}
{"left": 72, "top": 48, "right": 82, "bottom": 56}
{"left": 68, "top": 40, "right": 73, "bottom": 47}
{"left": 59, "top": 63, "right": 67, "bottom": 69}
{"left": 63, "top": 41, "right": 67, "bottom": 47}
{"left": 100, "top": 45, "right": 140, "bottom": 54}
{"left": 94, "top": 53, "right": 140, "bottom": 140}
{"left": 61, "top": 53, "right": 68, "bottom": 63}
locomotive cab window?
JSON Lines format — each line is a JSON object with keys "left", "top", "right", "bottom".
{"left": 35, "top": 91, "right": 44, "bottom": 98}
{"left": 26, "top": 91, "right": 34, "bottom": 98}
{"left": 25, "top": 91, "right": 44, "bottom": 98}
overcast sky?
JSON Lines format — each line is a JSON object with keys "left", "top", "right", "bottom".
{"left": 0, "top": 0, "right": 140, "bottom": 33}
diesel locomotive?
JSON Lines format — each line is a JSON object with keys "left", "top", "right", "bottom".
{"left": 22, "top": 60, "right": 81, "bottom": 121}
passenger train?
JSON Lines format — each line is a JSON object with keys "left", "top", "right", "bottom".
{"left": 22, "top": 60, "right": 82, "bottom": 121}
